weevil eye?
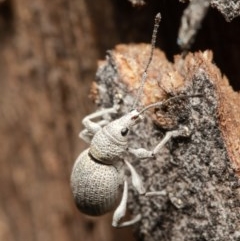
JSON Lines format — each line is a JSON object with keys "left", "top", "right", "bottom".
{"left": 131, "top": 115, "right": 139, "bottom": 120}
{"left": 121, "top": 127, "right": 129, "bottom": 136}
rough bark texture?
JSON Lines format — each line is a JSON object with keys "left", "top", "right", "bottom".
{"left": 130, "top": 0, "right": 240, "bottom": 22}
{"left": 0, "top": 0, "right": 240, "bottom": 240}
{"left": 94, "top": 44, "right": 240, "bottom": 241}
{"left": 210, "top": 0, "right": 240, "bottom": 22}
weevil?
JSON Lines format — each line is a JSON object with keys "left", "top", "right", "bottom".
{"left": 70, "top": 13, "right": 200, "bottom": 227}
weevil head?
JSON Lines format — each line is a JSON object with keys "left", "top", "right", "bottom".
{"left": 105, "top": 109, "right": 142, "bottom": 143}
{"left": 89, "top": 109, "right": 143, "bottom": 165}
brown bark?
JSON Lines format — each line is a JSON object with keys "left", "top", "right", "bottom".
{"left": 0, "top": 0, "right": 131, "bottom": 241}
{"left": 0, "top": 0, "right": 240, "bottom": 241}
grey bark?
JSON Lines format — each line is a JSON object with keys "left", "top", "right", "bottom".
{"left": 128, "top": 0, "right": 240, "bottom": 22}
{"left": 94, "top": 46, "right": 240, "bottom": 241}
{"left": 0, "top": 0, "right": 240, "bottom": 240}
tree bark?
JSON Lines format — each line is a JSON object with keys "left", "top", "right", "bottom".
{"left": 0, "top": 0, "right": 130, "bottom": 241}
{"left": 94, "top": 44, "right": 240, "bottom": 241}
{"left": 0, "top": 0, "right": 239, "bottom": 241}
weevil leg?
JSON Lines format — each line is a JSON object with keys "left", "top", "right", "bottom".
{"left": 145, "top": 190, "right": 167, "bottom": 196}
{"left": 97, "top": 119, "right": 110, "bottom": 126}
{"left": 82, "top": 106, "right": 118, "bottom": 134}
{"left": 152, "top": 126, "right": 190, "bottom": 155}
{"left": 126, "top": 127, "right": 190, "bottom": 196}
{"left": 112, "top": 180, "right": 141, "bottom": 228}
{"left": 128, "top": 126, "right": 190, "bottom": 158}
{"left": 128, "top": 147, "right": 154, "bottom": 159}
{"left": 79, "top": 129, "right": 92, "bottom": 143}
{"left": 79, "top": 106, "right": 119, "bottom": 143}
{"left": 124, "top": 160, "right": 145, "bottom": 194}
{"left": 79, "top": 119, "right": 110, "bottom": 143}
{"left": 125, "top": 160, "right": 167, "bottom": 197}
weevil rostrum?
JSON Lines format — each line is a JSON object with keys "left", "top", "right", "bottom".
{"left": 70, "top": 13, "right": 199, "bottom": 228}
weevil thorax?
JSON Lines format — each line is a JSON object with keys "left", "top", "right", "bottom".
{"left": 89, "top": 109, "right": 141, "bottom": 165}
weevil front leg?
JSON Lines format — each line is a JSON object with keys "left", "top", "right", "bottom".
{"left": 112, "top": 180, "right": 141, "bottom": 228}
{"left": 79, "top": 105, "right": 119, "bottom": 143}
{"left": 128, "top": 126, "right": 190, "bottom": 158}
{"left": 126, "top": 126, "right": 190, "bottom": 196}
{"left": 79, "top": 119, "right": 111, "bottom": 143}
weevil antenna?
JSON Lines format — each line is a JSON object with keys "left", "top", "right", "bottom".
{"left": 138, "top": 94, "right": 202, "bottom": 115}
{"left": 132, "top": 12, "right": 161, "bottom": 110}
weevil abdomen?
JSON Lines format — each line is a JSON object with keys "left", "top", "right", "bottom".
{"left": 70, "top": 149, "right": 121, "bottom": 216}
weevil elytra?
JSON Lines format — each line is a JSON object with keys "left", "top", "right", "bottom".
{"left": 70, "top": 13, "right": 200, "bottom": 228}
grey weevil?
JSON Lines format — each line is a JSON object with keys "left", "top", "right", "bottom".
{"left": 70, "top": 13, "right": 199, "bottom": 228}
